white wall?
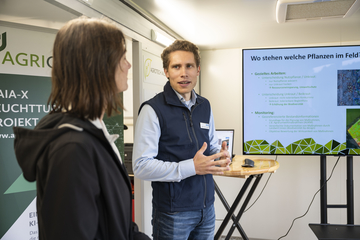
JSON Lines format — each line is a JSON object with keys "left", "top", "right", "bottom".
{"left": 201, "top": 48, "right": 360, "bottom": 240}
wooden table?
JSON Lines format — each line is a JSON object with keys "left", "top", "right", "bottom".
{"left": 214, "top": 155, "right": 280, "bottom": 240}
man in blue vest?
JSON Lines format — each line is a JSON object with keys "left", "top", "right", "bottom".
{"left": 133, "top": 39, "right": 231, "bottom": 240}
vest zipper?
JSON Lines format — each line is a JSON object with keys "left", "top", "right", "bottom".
{"left": 188, "top": 110, "right": 206, "bottom": 208}
{"left": 182, "top": 112, "right": 193, "bottom": 143}
{"left": 188, "top": 113, "right": 199, "bottom": 149}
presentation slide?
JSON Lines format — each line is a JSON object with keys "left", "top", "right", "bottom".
{"left": 243, "top": 45, "right": 360, "bottom": 155}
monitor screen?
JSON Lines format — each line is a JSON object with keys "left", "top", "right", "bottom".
{"left": 216, "top": 129, "right": 235, "bottom": 158}
{"left": 242, "top": 45, "right": 360, "bottom": 155}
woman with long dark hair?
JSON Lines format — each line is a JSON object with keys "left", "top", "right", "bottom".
{"left": 14, "top": 17, "right": 149, "bottom": 240}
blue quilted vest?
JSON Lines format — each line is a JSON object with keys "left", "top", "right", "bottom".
{"left": 139, "top": 81, "right": 215, "bottom": 212}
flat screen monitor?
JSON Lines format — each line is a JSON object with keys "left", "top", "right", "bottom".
{"left": 243, "top": 45, "right": 360, "bottom": 155}
{"left": 216, "top": 129, "right": 235, "bottom": 158}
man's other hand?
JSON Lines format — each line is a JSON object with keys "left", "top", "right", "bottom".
{"left": 220, "top": 141, "right": 230, "bottom": 162}
{"left": 194, "top": 142, "right": 231, "bottom": 175}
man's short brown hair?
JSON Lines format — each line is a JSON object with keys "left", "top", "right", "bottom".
{"left": 48, "top": 17, "right": 126, "bottom": 120}
{"left": 161, "top": 40, "right": 200, "bottom": 70}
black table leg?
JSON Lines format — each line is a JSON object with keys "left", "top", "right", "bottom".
{"left": 225, "top": 174, "right": 263, "bottom": 240}
{"left": 214, "top": 175, "right": 255, "bottom": 240}
{"left": 214, "top": 181, "right": 243, "bottom": 235}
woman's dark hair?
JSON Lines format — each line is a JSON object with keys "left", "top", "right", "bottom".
{"left": 49, "top": 17, "right": 126, "bottom": 120}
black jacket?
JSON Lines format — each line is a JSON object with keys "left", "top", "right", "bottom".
{"left": 13, "top": 113, "right": 149, "bottom": 240}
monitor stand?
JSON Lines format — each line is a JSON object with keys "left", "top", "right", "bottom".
{"left": 309, "top": 155, "right": 358, "bottom": 240}
{"left": 309, "top": 223, "right": 360, "bottom": 240}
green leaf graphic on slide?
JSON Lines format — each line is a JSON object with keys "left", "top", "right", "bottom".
{"left": 244, "top": 138, "right": 360, "bottom": 155}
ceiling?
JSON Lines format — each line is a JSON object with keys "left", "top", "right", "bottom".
{"left": 1, "top": 0, "right": 360, "bottom": 50}
{"left": 128, "top": 0, "right": 360, "bottom": 50}
{"left": 0, "top": 0, "right": 78, "bottom": 31}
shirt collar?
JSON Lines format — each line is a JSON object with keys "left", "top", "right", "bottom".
{"left": 89, "top": 118, "right": 122, "bottom": 163}
{"left": 172, "top": 87, "right": 197, "bottom": 109}
{"left": 89, "top": 118, "right": 119, "bottom": 144}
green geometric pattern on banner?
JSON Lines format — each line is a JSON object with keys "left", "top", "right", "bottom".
{"left": 244, "top": 138, "right": 354, "bottom": 155}
{"left": 4, "top": 174, "right": 36, "bottom": 194}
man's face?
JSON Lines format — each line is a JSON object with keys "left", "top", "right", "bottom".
{"left": 164, "top": 50, "right": 200, "bottom": 101}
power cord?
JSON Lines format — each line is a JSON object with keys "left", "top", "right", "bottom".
{"left": 244, "top": 172, "right": 273, "bottom": 212}
{"left": 277, "top": 156, "right": 341, "bottom": 240}
{"left": 244, "top": 155, "right": 277, "bottom": 212}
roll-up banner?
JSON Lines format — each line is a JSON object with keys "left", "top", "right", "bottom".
{"left": 0, "top": 25, "right": 53, "bottom": 240}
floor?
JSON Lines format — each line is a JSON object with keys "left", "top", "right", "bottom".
{"left": 219, "top": 237, "right": 269, "bottom": 240}
{"left": 219, "top": 237, "right": 244, "bottom": 240}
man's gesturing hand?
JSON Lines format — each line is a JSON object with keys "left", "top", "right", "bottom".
{"left": 194, "top": 142, "right": 231, "bottom": 175}
{"left": 220, "top": 140, "right": 231, "bottom": 161}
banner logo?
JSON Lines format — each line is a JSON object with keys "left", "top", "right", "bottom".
{"left": 1, "top": 32, "right": 52, "bottom": 68}
{"left": 0, "top": 32, "right": 6, "bottom": 52}
{"left": 144, "top": 57, "right": 166, "bottom": 80}
{"left": 144, "top": 58, "right": 152, "bottom": 79}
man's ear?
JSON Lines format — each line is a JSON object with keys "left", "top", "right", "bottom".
{"left": 164, "top": 68, "right": 170, "bottom": 79}
{"left": 197, "top": 65, "right": 201, "bottom": 76}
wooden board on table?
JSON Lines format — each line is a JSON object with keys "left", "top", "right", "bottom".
{"left": 219, "top": 155, "right": 280, "bottom": 178}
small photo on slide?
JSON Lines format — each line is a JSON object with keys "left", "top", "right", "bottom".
{"left": 337, "top": 69, "right": 360, "bottom": 106}
{"left": 346, "top": 109, "right": 360, "bottom": 149}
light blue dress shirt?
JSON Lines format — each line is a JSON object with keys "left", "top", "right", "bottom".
{"left": 132, "top": 88, "right": 220, "bottom": 182}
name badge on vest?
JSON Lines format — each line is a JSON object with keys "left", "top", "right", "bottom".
{"left": 200, "top": 122, "right": 209, "bottom": 129}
